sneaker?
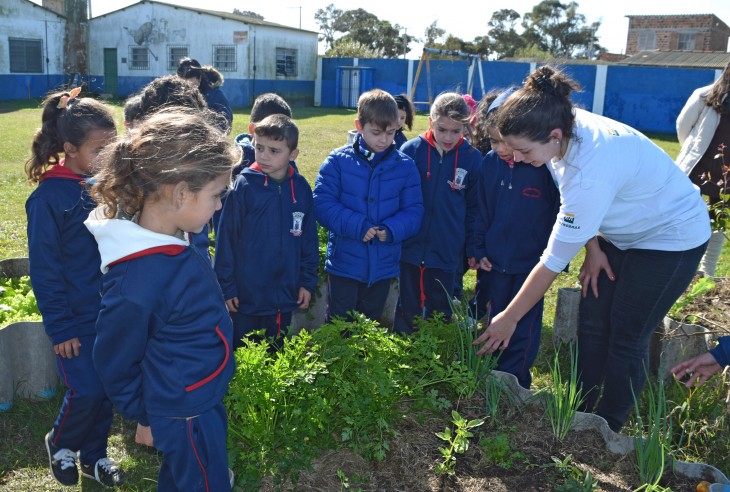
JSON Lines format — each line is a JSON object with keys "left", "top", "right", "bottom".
{"left": 45, "top": 431, "right": 79, "bottom": 486}
{"left": 81, "top": 458, "right": 126, "bottom": 488}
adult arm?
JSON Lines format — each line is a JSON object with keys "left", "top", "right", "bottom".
{"left": 676, "top": 88, "right": 705, "bottom": 146}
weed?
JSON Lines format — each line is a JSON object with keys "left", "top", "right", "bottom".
{"left": 669, "top": 276, "right": 715, "bottom": 319}
{"left": 543, "top": 343, "right": 585, "bottom": 440}
{"left": 479, "top": 432, "right": 526, "bottom": 469}
{"left": 545, "top": 454, "right": 599, "bottom": 491}
{"left": 630, "top": 370, "right": 672, "bottom": 488}
{"left": 434, "top": 410, "right": 484, "bottom": 475}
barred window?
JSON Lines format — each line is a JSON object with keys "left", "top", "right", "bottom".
{"left": 214, "top": 45, "right": 236, "bottom": 72}
{"left": 276, "top": 48, "right": 297, "bottom": 77}
{"left": 129, "top": 46, "right": 149, "bottom": 70}
{"left": 678, "top": 33, "right": 696, "bottom": 51}
{"left": 168, "top": 45, "right": 189, "bottom": 71}
{"left": 637, "top": 31, "right": 656, "bottom": 51}
{"left": 9, "top": 38, "right": 43, "bottom": 73}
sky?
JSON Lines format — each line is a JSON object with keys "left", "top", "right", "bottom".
{"left": 37, "top": 0, "right": 730, "bottom": 56}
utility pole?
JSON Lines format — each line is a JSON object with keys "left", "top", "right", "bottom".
{"left": 402, "top": 28, "right": 407, "bottom": 59}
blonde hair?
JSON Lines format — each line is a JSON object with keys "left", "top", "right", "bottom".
{"left": 91, "top": 108, "right": 235, "bottom": 218}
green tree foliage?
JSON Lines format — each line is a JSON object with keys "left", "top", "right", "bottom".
{"left": 326, "top": 39, "right": 383, "bottom": 58}
{"left": 424, "top": 21, "right": 446, "bottom": 47}
{"left": 232, "top": 8, "right": 263, "bottom": 20}
{"left": 315, "top": 5, "right": 414, "bottom": 58}
{"left": 521, "top": 0, "right": 601, "bottom": 58}
{"left": 487, "top": 9, "right": 526, "bottom": 59}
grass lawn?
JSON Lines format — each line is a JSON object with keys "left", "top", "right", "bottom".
{"left": 0, "top": 98, "right": 728, "bottom": 490}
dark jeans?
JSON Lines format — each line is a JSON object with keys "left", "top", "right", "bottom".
{"left": 577, "top": 237, "right": 707, "bottom": 431}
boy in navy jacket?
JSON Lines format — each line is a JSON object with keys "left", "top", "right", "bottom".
{"left": 314, "top": 89, "right": 423, "bottom": 323}
{"left": 215, "top": 115, "right": 318, "bottom": 348}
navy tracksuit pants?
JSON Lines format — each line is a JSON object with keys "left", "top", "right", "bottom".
{"left": 150, "top": 401, "right": 231, "bottom": 492}
{"left": 393, "top": 262, "right": 455, "bottom": 334}
{"left": 487, "top": 270, "right": 543, "bottom": 389}
{"left": 231, "top": 311, "right": 293, "bottom": 350}
{"left": 50, "top": 333, "right": 113, "bottom": 466}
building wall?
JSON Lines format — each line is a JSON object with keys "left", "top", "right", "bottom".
{"left": 626, "top": 14, "right": 730, "bottom": 54}
{"left": 0, "top": 0, "right": 66, "bottom": 99}
{"left": 88, "top": 2, "right": 317, "bottom": 105}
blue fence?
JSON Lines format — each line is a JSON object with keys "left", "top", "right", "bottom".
{"left": 1, "top": 57, "right": 721, "bottom": 134}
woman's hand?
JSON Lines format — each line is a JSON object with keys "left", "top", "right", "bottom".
{"left": 473, "top": 311, "right": 517, "bottom": 355}
{"left": 671, "top": 352, "right": 723, "bottom": 388}
{"left": 578, "top": 238, "right": 615, "bottom": 298}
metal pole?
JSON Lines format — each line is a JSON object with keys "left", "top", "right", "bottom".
{"left": 402, "top": 28, "right": 407, "bottom": 59}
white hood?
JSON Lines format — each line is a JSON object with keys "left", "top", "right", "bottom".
{"left": 85, "top": 207, "right": 189, "bottom": 273}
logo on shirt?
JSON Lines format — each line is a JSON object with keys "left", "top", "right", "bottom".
{"left": 560, "top": 213, "right": 580, "bottom": 229}
{"left": 290, "top": 212, "right": 304, "bottom": 236}
{"left": 448, "top": 168, "right": 467, "bottom": 190}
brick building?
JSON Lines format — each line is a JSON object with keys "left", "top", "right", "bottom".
{"left": 625, "top": 14, "right": 730, "bottom": 55}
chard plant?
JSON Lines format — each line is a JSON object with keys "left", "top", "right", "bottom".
{"left": 543, "top": 343, "right": 585, "bottom": 440}
{"left": 434, "top": 410, "right": 484, "bottom": 475}
{"left": 631, "top": 369, "right": 672, "bottom": 488}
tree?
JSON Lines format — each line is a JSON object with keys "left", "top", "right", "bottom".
{"left": 520, "top": 0, "right": 600, "bottom": 58}
{"left": 486, "top": 9, "right": 527, "bottom": 59}
{"left": 315, "top": 4, "right": 343, "bottom": 51}
{"left": 232, "top": 9, "right": 263, "bottom": 20}
{"left": 326, "top": 39, "right": 383, "bottom": 58}
{"left": 424, "top": 21, "right": 445, "bottom": 47}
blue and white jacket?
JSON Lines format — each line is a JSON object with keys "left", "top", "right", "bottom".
{"left": 475, "top": 152, "right": 561, "bottom": 274}
{"left": 25, "top": 164, "right": 101, "bottom": 344}
{"left": 399, "top": 130, "right": 481, "bottom": 271}
{"left": 313, "top": 134, "right": 424, "bottom": 284}
{"left": 214, "top": 163, "right": 318, "bottom": 316}
{"left": 85, "top": 211, "right": 234, "bottom": 425}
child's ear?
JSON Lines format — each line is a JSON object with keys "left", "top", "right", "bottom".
{"left": 354, "top": 119, "right": 363, "bottom": 133}
{"left": 63, "top": 142, "right": 78, "bottom": 157}
{"left": 172, "top": 181, "right": 190, "bottom": 208}
{"left": 248, "top": 122, "right": 255, "bottom": 134}
{"left": 289, "top": 148, "right": 300, "bottom": 161}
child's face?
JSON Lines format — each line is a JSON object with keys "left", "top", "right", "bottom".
{"left": 429, "top": 116, "right": 465, "bottom": 152}
{"left": 179, "top": 173, "right": 230, "bottom": 234}
{"left": 355, "top": 121, "right": 398, "bottom": 153}
{"left": 254, "top": 134, "right": 298, "bottom": 180}
{"left": 487, "top": 125, "right": 514, "bottom": 162}
{"left": 397, "top": 109, "right": 407, "bottom": 129}
{"left": 63, "top": 128, "right": 117, "bottom": 175}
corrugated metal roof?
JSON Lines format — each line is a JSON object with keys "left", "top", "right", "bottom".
{"left": 93, "top": 0, "right": 318, "bottom": 34}
{"left": 618, "top": 50, "right": 730, "bottom": 69}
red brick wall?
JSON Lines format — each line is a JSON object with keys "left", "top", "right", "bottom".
{"left": 625, "top": 14, "right": 730, "bottom": 54}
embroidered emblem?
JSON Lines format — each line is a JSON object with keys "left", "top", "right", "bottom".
{"left": 290, "top": 212, "right": 304, "bottom": 236}
{"left": 448, "top": 168, "right": 467, "bottom": 190}
{"left": 563, "top": 213, "right": 575, "bottom": 224}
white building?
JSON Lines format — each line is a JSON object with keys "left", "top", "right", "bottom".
{"left": 0, "top": 0, "right": 66, "bottom": 100}
{"left": 88, "top": 0, "right": 319, "bottom": 106}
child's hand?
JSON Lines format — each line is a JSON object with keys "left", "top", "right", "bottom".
{"left": 135, "top": 424, "right": 154, "bottom": 447}
{"left": 53, "top": 337, "right": 81, "bottom": 359}
{"left": 375, "top": 227, "right": 388, "bottom": 242}
{"left": 467, "top": 257, "right": 478, "bottom": 270}
{"left": 671, "top": 352, "right": 723, "bottom": 388}
{"left": 479, "top": 257, "right": 493, "bottom": 271}
{"left": 297, "top": 287, "right": 312, "bottom": 310}
{"left": 362, "top": 226, "right": 379, "bottom": 242}
{"left": 225, "top": 297, "right": 239, "bottom": 313}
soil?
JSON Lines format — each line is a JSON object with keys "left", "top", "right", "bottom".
{"left": 258, "top": 278, "right": 730, "bottom": 492}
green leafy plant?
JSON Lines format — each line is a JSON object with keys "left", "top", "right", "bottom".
{"left": 631, "top": 370, "right": 672, "bottom": 488}
{"left": 545, "top": 454, "right": 599, "bottom": 492}
{"left": 706, "top": 143, "right": 730, "bottom": 241}
{"left": 0, "top": 275, "right": 40, "bottom": 325}
{"left": 434, "top": 410, "right": 484, "bottom": 475}
{"left": 668, "top": 276, "right": 716, "bottom": 319}
{"left": 483, "top": 369, "right": 515, "bottom": 423}
{"left": 543, "top": 343, "right": 585, "bottom": 440}
{"left": 479, "top": 432, "right": 526, "bottom": 469}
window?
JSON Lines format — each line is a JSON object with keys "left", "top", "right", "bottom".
{"left": 213, "top": 45, "right": 236, "bottom": 72}
{"left": 168, "top": 45, "right": 188, "bottom": 71}
{"left": 637, "top": 31, "right": 656, "bottom": 51}
{"left": 9, "top": 38, "right": 43, "bottom": 73}
{"left": 678, "top": 33, "right": 696, "bottom": 51}
{"left": 129, "top": 46, "right": 149, "bottom": 70}
{"left": 276, "top": 48, "right": 297, "bottom": 77}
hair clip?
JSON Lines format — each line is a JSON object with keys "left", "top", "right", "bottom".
{"left": 57, "top": 87, "right": 82, "bottom": 109}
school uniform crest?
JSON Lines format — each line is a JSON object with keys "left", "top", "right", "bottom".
{"left": 290, "top": 212, "right": 304, "bottom": 236}
{"left": 448, "top": 168, "right": 467, "bottom": 190}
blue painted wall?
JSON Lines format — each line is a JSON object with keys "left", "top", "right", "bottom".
{"left": 320, "top": 58, "right": 718, "bottom": 134}
{"left": 1, "top": 59, "right": 720, "bottom": 134}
